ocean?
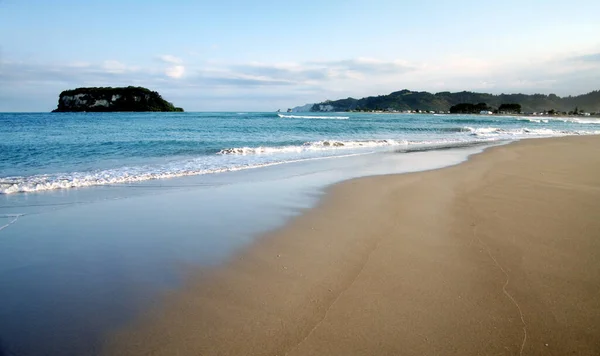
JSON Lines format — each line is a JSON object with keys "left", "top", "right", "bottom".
{"left": 1, "top": 111, "right": 599, "bottom": 355}
{"left": 2, "top": 111, "right": 599, "bottom": 195}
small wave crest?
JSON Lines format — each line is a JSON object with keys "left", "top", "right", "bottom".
{"left": 218, "top": 139, "right": 405, "bottom": 155}
{"left": 517, "top": 117, "right": 549, "bottom": 123}
{"left": 517, "top": 116, "right": 600, "bottom": 125}
{"left": 277, "top": 114, "right": 349, "bottom": 120}
{"left": 0, "top": 149, "right": 380, "bottom": 195}
{"left": 560, "top": 117, "right": 600, "bottom": 125}
{"left": 0, "top": 167, "right": 228, "bottom": 194}
{"left": 463, "top": 126, "right": 600, "bottom": 137}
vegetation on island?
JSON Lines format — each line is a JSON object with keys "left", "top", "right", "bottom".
{"left": 308, "top": 89, "right": 600, "bottom": 114}
{"left": 497, "top": 103, "right": 522, "bottom": 114}
{"left": 449, "top": 103, "right": 492, "bottom": 114}
{"left": 52, "top": 86, "right": 184, "bottom": 112}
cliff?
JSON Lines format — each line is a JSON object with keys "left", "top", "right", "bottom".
{"left": 52, "top": 86, "right": 184, "bottom": 112}
{"left": 307, "top": 89, "right": 600, "bottom": 113}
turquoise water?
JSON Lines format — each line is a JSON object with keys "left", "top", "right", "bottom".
{"left": 2, "top": 112, "right": 599, "bottom": 194}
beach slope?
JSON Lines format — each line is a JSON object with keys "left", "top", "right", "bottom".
{"left": 105, "top": 136, "right": 600, "bottom": 355}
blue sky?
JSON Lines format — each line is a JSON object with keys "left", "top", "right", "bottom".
{"left": 1, "top": 0, "right": 599, "bottom": 111}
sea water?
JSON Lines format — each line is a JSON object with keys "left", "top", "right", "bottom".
{"left": 0, "top": 111, "right": 599, "bottom": 355}
{"left": 2, "top": 112, "right": 598, "bottom": 194}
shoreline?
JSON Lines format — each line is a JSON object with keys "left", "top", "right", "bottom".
{"left": 0, "top": 140, "right": 491, "bottom": 355}
{"left": 104, "top": 135, "right": 600, "bottom": 355}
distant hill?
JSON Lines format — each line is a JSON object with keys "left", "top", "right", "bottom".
{"left": 304, "top": 90, "right": 600, "bottom": 113}
{"left": 52, "top": 86, "right": 183, "bottom": 112}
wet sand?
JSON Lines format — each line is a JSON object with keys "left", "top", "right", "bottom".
{"left": 105, "top": 136, "right": 600, "bottom": 355}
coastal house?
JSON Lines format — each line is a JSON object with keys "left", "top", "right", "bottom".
{"left": 480, "top": 110, "right": 493, "bottom": 115}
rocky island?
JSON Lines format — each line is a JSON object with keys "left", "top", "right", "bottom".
{"left": 52, "top": 86, "right": 184, "bottom": 112}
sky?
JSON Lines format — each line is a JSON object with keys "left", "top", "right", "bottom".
{"left": 0, "top": 0, "right": 599, "bottom": 112}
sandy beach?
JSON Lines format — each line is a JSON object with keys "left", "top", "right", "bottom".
{"left": 104, "top": 135, "right": 600, "bottom": 356}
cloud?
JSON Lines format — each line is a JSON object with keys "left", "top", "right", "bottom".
{"left": 102, "top": 60, "right": 128, "bottom": 74}
{"left": 570, "top": 52, "right": 600, "bottom": 62}
{"left": 0, "top": 59, "right": 153, "bottom": 85}
{"left": 166, "top": 65, "right": 185, "bottom": 79}
{"left": 157, "top": 54, "right": 185, "bottom": 79}
{"left": 228, "top": 58, "right": 415, "bottom": 84}
{"left": 229, "top": 63, "right": 328, "bottom": 82}
{"left": 198, "top": 75, "right": 296, "bottom": 87}
{"left": 312, "top": 58, "right": 415, "bottom": 75}
{"left": 1, "top": 51, "right": 599, "bottom": 111}
{"left": 158, "top": 54, "right": 183, "bottom": 64}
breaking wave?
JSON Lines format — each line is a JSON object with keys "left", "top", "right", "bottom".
{"left": 517, "top": 117, "right": 549, "bottom": 123}
{"left": 0, "top": 153, "right": 367, "bottom": 195}
{"left": 463, "top": 126, "right": 600, "bottom": 137}
{"left": 517, "top": 116, "right": 600, "bottom": 125}
{"left": 277, "top": 114, "right": 349, "bottom": 120}
{"left": 218, "top": 139, "right": 405, "bottom": 155}
{"left": 559, "top": 117, "right": 600, "bottom": 125}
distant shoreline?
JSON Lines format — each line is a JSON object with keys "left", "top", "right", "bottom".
{"left": 342, "top": 110, "right": 600, "bottom": 118}
{"left": 302, "top": 89, "right": 600, "bottom": 115}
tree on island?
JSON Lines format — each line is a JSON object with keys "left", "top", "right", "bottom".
{"left": 449, "top": 102, "right": 491, "bottom": 114}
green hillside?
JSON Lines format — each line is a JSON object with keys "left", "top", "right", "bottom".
{"left": 309, "top": 89, "right": 600, "bottom": 113}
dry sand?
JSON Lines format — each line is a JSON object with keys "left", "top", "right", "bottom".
{"left": 105, "top": 136, "right": 600, "bottom": 355}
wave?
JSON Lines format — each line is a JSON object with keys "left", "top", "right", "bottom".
{"left": 0, "top": 153, "right": 371, "bottom": 195}
{"left": 517, "top": 116, "right": 600, "bottom": 125}
{"left": 0, "top": 167, "right": 228, "bottom": 195}
{"left": 4, "top": 127, "right": 599, "bottom": 194}
{"left": 277, "top": 113, "right": 349, "bottom": 120}
{"left": 517, "top": 117, "right": 549, "bottom": 123}
{"left": 463, "top": 126, "right": 600, "bottom": 137}
{"left": 2, "top": 137, "right": 488, "bottom": 194}
{"left": 442, "top": 118, "right": 500, "bottom": 124}
{"left": 559, "top": 117, "right": 600, "bottom": 125}
{"left": 218, "top": 139, "right": 406, "bottom": 155}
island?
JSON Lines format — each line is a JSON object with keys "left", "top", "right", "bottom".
{"left": 52, "top": 86, "right": 184, "bottom": 112}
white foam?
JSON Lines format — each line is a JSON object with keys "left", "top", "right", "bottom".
{"left": 560, "top": 117, "right": 600, "bottom": 125}
{"left": 463, "top": 126, "right": 600, "bottom": 138}
{"left": 518, "top": 116, "right": 600, "bottom": 125}
{"left": 517, "top": 118, "right": 549, "bottom": 123}
{"left": 0, "top": 153, "right": 371, "bottom": 195}
{"left": 4, "top": 129, "right": 599, "bottom": 195}
{"left": 277, "top": 113, "right": 349, "bottom": 120}
{"left": 463, "top": 127, "right": 502, "bottom": 135}
{"left": 218, "top": 139, "right": 406, "bottom": 155}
